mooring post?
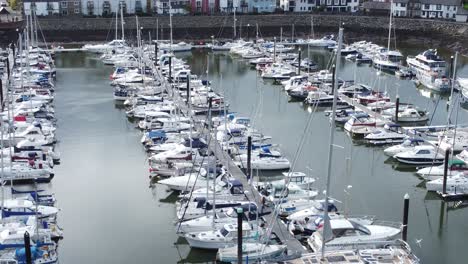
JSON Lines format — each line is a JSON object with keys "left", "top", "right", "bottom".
{"left": 442, "top": 149, "right": 450, "bottom": 195}
{"left": 449, "top": 55, "right": 454, "bottom": 79}
{"left": 297, "top": 47, "right": 301, "bottom": 75}
{"left": 24, "top": 231, "right": 32, "bottom": 264}
{"left": 330, "top": 64, "right": 336, "bottom": 95}
{"left": 0, "top": 80, "right": 3, "bottom": 111}
{"left": 247, "top": 136, "right": 252, "bottom": 180}
{"left": 6, "top": 57, "right": 10, "bottom": 80}
{"left": 395, "top": 96, "right": 400, "bottom": 122}
{"left": 186, "top": 74, "right": 190, "bottom": 104}
{"left": 237, "top": 207, "right": 243, "bottom": 264}
{"left": 402, "top": 193, "right": 409, "bottom": 242}
{"left": 154, "top": 42, "right": 158, "bottom": 65}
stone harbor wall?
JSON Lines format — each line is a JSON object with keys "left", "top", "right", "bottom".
{"left": 35, "top": 14, "right": 468, "bottom": 54}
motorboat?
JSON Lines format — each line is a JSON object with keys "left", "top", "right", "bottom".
{"left": 149, "top": 146, "right": 195, "bottom": 163}
{"left": 176, "top": 206, "right": 259, "bottom": 234}
{"left": 364, "top": 123, "right": 407, "bottom": 145}
{"left": 386, "top": 107, "right": 429, "bottom": 123}
{"left": 186, "top": 178, "right": 245, "bottom": 200}
{"left": 406, "top": 49, "right": 450, "bottom": 92}
{"left": 234, "top": 148, "right": 291, "bottom": 171}
{"left": 416, "top": 159, "right": 468, "bottom": 181}
{"left": 383, "top": 138, "right": 427, "bottom": 156}
{"left": 344, "top": 114, "right": 377, "bottom": 136}
{"left": 308, "top": 218, "right": 401, "bottom": 252}
{"left": 176, "top": 198, "right": 254, "bottom": 221}
{"left": 259, "top": 182, "right": 318, "bottom": 203}
{"left": 393, "top": 145, "right": 444, "bottom": 165}
{"left": 158, "top": 170, "right": 225, "bottom": 192}
{"left": 217, "top": 243, "right": 287, "bottom": 262}
{"left": 279, "top": 198, "right": 336, "bottom": 218}
{"left": 307, "top": 35, "right": 336, "bottom": 47}
{"left": 184, "top": 223, "right": 262, "bottom": 249}
{"left": 426, "top": 172, "right": 468, "bottom": 194}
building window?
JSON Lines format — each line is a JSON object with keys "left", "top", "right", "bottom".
{"left": 327, "top": 0, "right": 331, "bottom": 5}
{"left": 341, "top": 0, "right": 345, "bottom": 5}
{"left": 446, "top": 13, "right": 449, "bottom": 18}
{"left": 334, "top": 0, "right": 339, "bottom": 6}
{"left": 424, "top": 4, "right": 429, "bottom": 9}
{"left": 74, "top": 8, "right": 80, "bottom": 13}
{"left": 436, "top": 4, "right": 441, "bottom": 10}
{"left": 401, "top": 3, "right": 406, "bottom": 7}
{"left": 422, "top": 11, "right": 425, "bottom": 16}
{"left": 60, "top": 1, "right": 68, "bottom": 8}
{"left": 74, "top": 1, "right": 79, "bottom": 6}
{"left": 401, "top": 11, "right": 405, "bottom": 16}
{"left": 62, "top": 10, "right": 68, "bottom": 15}
{"left": 453, "top": 14, "right": 455, "bottom": 18}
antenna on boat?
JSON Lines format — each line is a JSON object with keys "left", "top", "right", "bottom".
{"left": 321, "top": 26, "right": 344, "bottom": 259}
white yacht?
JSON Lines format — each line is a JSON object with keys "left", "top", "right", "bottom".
{"left": 407, "top": 50, "right": 450, "bottom": 92}
{"left": 383, "top": 138, "right": 427, "bottom": 156}
{"left": 308, "top": 218, "right": 401, "bottom": 252}
{"left": 184, "top": 223, "right": 261, "bottom": 249}
{"left": 393, "top": 145, "right": 444, "bottom": 165}
{"left": 416, "top": 159, "right": 468, "bottom": 181}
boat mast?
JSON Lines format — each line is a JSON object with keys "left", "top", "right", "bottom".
{"left": 115, "top": 8, "right": 118, "bottom": 40}
{"left": 280, "top": 27, "right": 283, "bottom": 44}
{"left": 321, "top": 26, "right": 343, "bottom": 259}
{"left": 120, "top": 4, "right": 125, "bottom": 41}
{"left": 387, "top": 0, "right": 393, "bottom": 60}
{"left": 169, "top": 3, "right": 173, "bottom": 52}
{"left": 33, "top": 12, "right": 39, "bottom": 46}
{"left": 311, "top": 16, "right": 315, "bottom": 39}
{"left": 156, "top": 18, "right": 159, "bottom": 42}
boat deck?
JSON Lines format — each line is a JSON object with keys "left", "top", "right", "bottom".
{"left": 337, "top": 94, "right": 390, "bottom": 125}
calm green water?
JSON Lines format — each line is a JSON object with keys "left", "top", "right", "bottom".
{"left": 52, "top": 47, "right": 468, "bottom": 264}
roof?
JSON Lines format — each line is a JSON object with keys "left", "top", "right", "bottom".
{"left": 362, "top": 1, "right": 391, "bottom": 10}
{"left": 420, "top": 0, "right": 461, "bottom": 5}
{"left": 393, "top": 0, "right": 409, "bottom": 3}
{"left": 457, "top": 8, "right": 468, "bottom": 15}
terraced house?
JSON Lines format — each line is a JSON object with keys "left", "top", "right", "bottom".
{"left": 391, "top": 0, "right": 463, "bottom": 19}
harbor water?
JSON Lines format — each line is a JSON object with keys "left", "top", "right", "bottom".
{"left": 53, "top": 48, "right": 468, "bottom": 263}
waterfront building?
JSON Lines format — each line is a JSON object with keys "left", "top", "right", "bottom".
{"left": 155, "top": 0, "right": 190, "bottom": 14}
{"left": 391, "top": 0, "right": 462, "bottom": 20}
{"left": 81, "top": 0, "right": 149, "bottom": 16}
{"left": 279, "top": 0, "right": 316, "bottom": 12}
{"left": 219, "top": 0, "right": 275, "bottom": 13}
{"left": 361, "top": 0, "right": 390, "bottom": 15}
{"left": 315, "top": 0, "right": 361, "bottom": 13}
{"left": 23, "top": 0, "right": 60, "bottom": 16}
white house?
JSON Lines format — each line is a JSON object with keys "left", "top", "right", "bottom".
{"left": 419, "top": 0, "right": 460, "bottom": 19}
{"left": 280, "top": 0, "right": 316, "bottom": 12}
{"left": 24, "top": 1, "right": 60, "bottom": 16}
{"left": 391, "top": 0, "right": 462, "bottom": 20}
{"left": 249, "top": 0, "right": 276, "bottom": 12}
{"left": 315, "top": 0, "right": 360, "bottom": 13}
{"left": 392, "top": 0, "right": 408, "bottom": 17}
{"left": 81, "top": 0, "right": 149, "bottom": 16}
{"left": 219, "top": 0, "right": 239, "bottom": 12}
{"left": 155, "top": 0, "right": 189, "bottom": 14}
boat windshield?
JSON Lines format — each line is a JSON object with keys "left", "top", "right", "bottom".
{"left": 220, "top": 228, "right": 230, "bottom": 237}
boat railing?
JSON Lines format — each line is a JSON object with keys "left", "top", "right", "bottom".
{"left": 371, "top": 220, "right": 403, "bottom": 230}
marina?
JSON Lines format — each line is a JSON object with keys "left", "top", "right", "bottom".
{"left": 50, "top": 27, "right": 468, "bottom": 262}
{"left": 3, "top": 6, "right": 468, "bottom": 264}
